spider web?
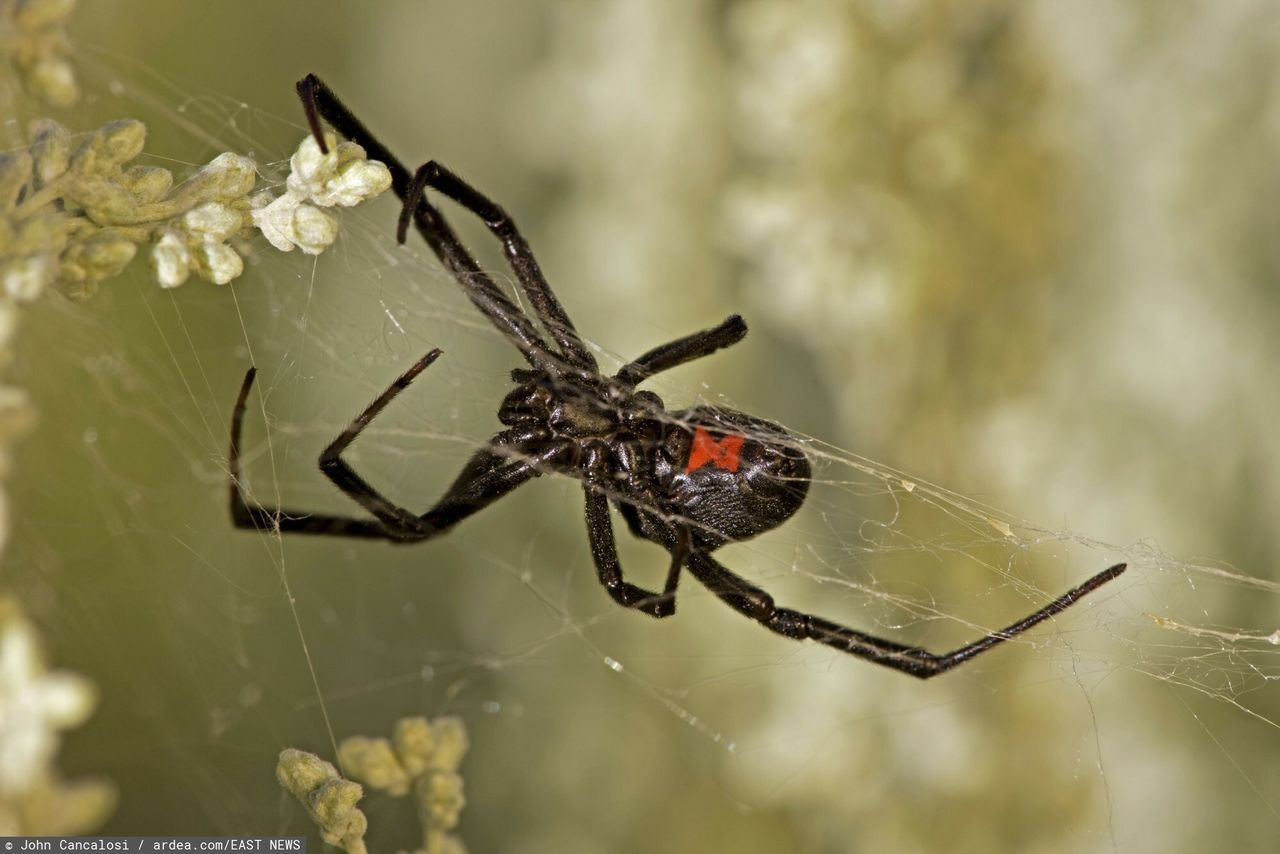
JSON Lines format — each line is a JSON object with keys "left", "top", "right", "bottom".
{"left": 9, "top": 8, "right": 1280, "bottom": 852}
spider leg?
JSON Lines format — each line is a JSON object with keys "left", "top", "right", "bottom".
{"left": 440, "top": 424, "right": 550, "bottom": 488}
{"left": 232, "top": 446, "right": 548, "bottom": 543}
{"left": 662, "top": 526, "right": 691, "bottom": 601}
{"left": 230, "top": 367, "right": 401, "bottom": 539}
{"left": 581, "top": 443, "right": 686, "bottom": 618}
{"left": 584, "top": 489, "right": 689, "bottom": 618}
{"left": 685, "top": 553, "right": 1127, "bottom": 679}
{"left": 400, "top": 161, "right": 596, "bottom": 370}
{"left": 402, "top": 442, "right": 569, "bottom": 538}
{"left": 315, "top": 349, "right": 581, "bottom": 536}
{"left": 615, "top": 315, "right": 748, "bottom": 387}
{"left": 314, "top": 349, "right": 448, "bottom": 530}
{"left": 296, "top": 74, "right": 567, "bottom": 375}
{"left": 229, "top": 363, "right": 563, "bottom": 542}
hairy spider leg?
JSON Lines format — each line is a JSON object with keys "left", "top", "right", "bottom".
{"left": 615, "top": 315, "right": 748, "bottom": 387}
{"left": 685, "top": 553, "right": 1127, "bottom": 679}
{"left": 297, "top": 75, "right": 578, "bottom": 377}
{"left": 582, "top": 444, "right": 692, "bottom": 618}
{"left": 229, "top": 360, "right": 567, "bottom": 543}
{"left": 399, "top": 161, "right": 596, "bottom": 370}
{"left": 395, "top": 150, "right": 756, "bottom": 387}
{"left": 313, "top": 349, "right": 537, "bottom": 533}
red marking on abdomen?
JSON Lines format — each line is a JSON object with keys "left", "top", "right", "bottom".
{"left": 686, "top": 427, "right": 745, "bottom": 473}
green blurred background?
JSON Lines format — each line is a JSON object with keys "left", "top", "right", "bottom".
{"left": 7, "top": 1, "right": 1280, "bottom": 851}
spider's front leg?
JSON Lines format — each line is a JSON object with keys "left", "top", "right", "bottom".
{"left": 398, "top": 160, "right": 595, "bottom": 370}
{"left": 615, "top": 315, "right": 748, "bottom": 387}
{"left": 297, "top": 74, "right": 567, "bottom": 375}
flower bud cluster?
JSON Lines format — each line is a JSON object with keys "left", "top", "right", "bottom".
{"left": 337, "top": 716, "right": 470, "bottom": 854}
{"left": 276, "top": 749, "right": 369, "bottom": 854}
{"left": 0, "top": 118, "right": 391, "bottom": 301}
{"left": 251, "top": 132, "right": 392, "bottom": 255}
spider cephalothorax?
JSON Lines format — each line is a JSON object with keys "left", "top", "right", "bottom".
{"left": 227, "top": 74, "right": 1125, "bottom": 679}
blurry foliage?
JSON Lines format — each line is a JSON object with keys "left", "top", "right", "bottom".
{"left": 0, "top": 0, "right": 79, "bottom": 109}
{"left": 724, "top": 1, "right": 1064, "bottom": 456}
{"left": 0, "top": 598, "right": 115, "bottom": 834}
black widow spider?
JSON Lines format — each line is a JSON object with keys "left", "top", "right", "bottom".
{"left": 227, "top": 74, "right": 1126, "bottom": 679}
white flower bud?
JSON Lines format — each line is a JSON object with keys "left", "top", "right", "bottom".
{"left": 2, "top": 255, "right": 54, "bottom": 301}
{"left": 150, "top": 232, "right": 191, "bottom": 288}
{"left": 310, "top": 159, "right": 392, "bottom": 208}
{"left": 30, "top": 120, "right": 71, "bottom": 184}
{"left": 287, "top": 133, "right": 338, "bottom": 196}
{"left": 0, "top": 597, "right": 100, "bottom": 798}
{"left": 391, "top": 716, "right": 435, "bottom": 778}
{"left": 249, "top": 195, "right": 298, "bottom": 253}
{"left": 26, "top": 58, "right": 79, "bottom": 110}
{"left": 182, "top": 202, "right": 242, "bottom": 241}
{"left": 80, "top": 232, "right": 137, "bottom": 281}
{"left": 190, "top": 240, "right": 244, "bottom": 285}
{"left": 202, "top": 153, "right": 257, "bottom": 201}
{"left": 276, "top": 750, "right": 368, "bottom": 851}
{"left": 290, "top": 204, "right": 339, "bottom": 254}
{"left": 426, "top": 717, "right": 469, "bottom": 772}
{"left": 415, "top": 770, "right": 465, "bottom": 831}
{"left": 174, "top": 153, "right": 257, "bottom": 208}
{"left": 92, "top": 120, "right": 147, "bottom": 170}
{"left": 37, "top": 670, "right": 97, "bottom": 729}
{"left": 67, "top": 175, "right": 139, "bottom": 225}
{"left": 337, "top": 736, "right": 411, "bottom": 796}
{"left": 122, "top": 166, "right": 173, "bottom": 204}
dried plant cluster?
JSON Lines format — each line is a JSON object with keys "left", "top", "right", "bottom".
{"left": 0, "top": 3, "right": 398, "bottom": 832}
{"left": 0, "top": 121, "right": 390, "bottom": 301}
{"left": 278, "top": 716, "right": 470, "bottom": 854}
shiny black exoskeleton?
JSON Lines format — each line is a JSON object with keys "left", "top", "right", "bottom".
{"left": 227, "top": 74, "right": 1126, "bottom": 680}
{"left": 497, "top": 368, "right": 811, "bottom": 551}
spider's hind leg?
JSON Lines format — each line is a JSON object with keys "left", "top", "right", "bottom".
{"left": 685, "top": 553, "right": 1127, "bottom": 679}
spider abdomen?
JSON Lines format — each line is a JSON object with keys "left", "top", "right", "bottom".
{"left": 661, "top": 407, "right": 810, "bottom": 549}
